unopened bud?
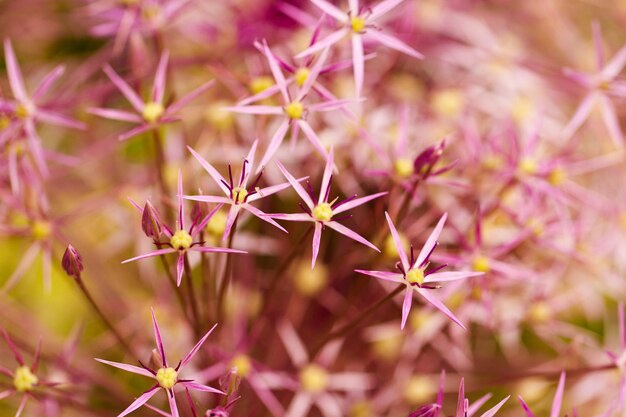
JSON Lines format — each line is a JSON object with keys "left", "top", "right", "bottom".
{"left": 62, "top": 244, "right": 83, "bottom": 278}
{"left": 141, "top": 201, "right": 163, "bottom": 239}
{"left": 414, "top": 140, "right": 445, "bottom": 179}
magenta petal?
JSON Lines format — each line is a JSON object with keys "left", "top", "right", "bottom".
{"left": 103, "top": 65, "right": 145, "bottom": 112}
{"left": 181, "top": 323, "right": 218, "bottom": 367}
{"left": 33, "top": 65, "right": 65, "bottom": 100}
{"left": 550, "top": 372, "right": 566, "bottom": 417}
{"left": 311, "top": 0, "right": 348, "bottom": 22}
{"left": 150, "top": 308, "right": 167, "bottom": 367}
{"left": 366, "top": 29, "right": 424, "bottom": 59}
{"left": 176, "top": 252, "right": 184, "bottom": 287}
{"left": 152, "top": 50, "right": 169, "bottom": 103}
{"left": 400, "top": 288, "right": 413, "bottom": 330}
{"left": 332, "top": 191, "right": 387, "bottom": 215}
{"left": 325, "top": 221, "right": 379, "bottom": 252}
{"left": 416, "top": 213, "right": 447, "bottom": 267}
{"left": 182, "top": 381, "right": 225, "bottom": 395}
{"left": 424, "top": 271, "right": 483, "bottom": 283}
{"left": 167, "top": 80, "right": 215, "bottom": 115}
{"left": 266, "top": 213, "right": 312, "bottom": 222}
{"left": 183, "top": 195, "right": 231, "bottom": 204}
{"left": 258, "top": 119, "right": 290, "bottom": 169}
{"left": 298, "top": 121, "right": 330, "bottom": 161}
{"left": 384, "top": 212, "right": 409, "bottom": 272}
{"left": 244, "top": 204, "right": 288, "bottom": 233}
{"left": 119, "top": 385, "right": 160, "bottom": 417}
{"left": 189, "top": 246, "right": 247, "bottom": 255}
{"left": 355, "top": 269, "right": 403, "bottom": 283}
{"left": 415, "top": 287, "right": 465, "bottom": 330}
{"left": 95, "top": 359, "right": 155, "bottom": 378}
{"left": 311, "top": 222, "right": 323, "bottom": 268}
{"left": 122, "top": 248, "right": 177, "bottom": 264}
{"left": 118, "top": 124, "right": 154, "bottom": 141}
{"left": 481, "top": 396, "right": 510, "bottom": 417}
{"left": 88, "top": 107, "right": 143, "bottom": 123}
{"left": 187, "top": 146, "right": 230, "bottom": 195}
{"left": 276, "top": 160, "right": 315, "bottom": 209}
{"left": 177, "top": 170, "right": 184, "bottom": 230}
{"left": 319, "top": 146, "right": 334, "bottom": 203}
{"left": 4, "top": 39, "right": 27, "bottom": 102}
{"left": 369, "top": 0, "right": 404, "bottom": 20}
{"left": 222, "top": 205, "right": 240, "bottom": 240}
{"left": 518, "top": 396, "right": 536, "bottom": 417}
{"left": 296, "top": 29, "right": 348, "bottom": 59}
{"left": 36, "top": 110, "right": 86, "bottom": 130}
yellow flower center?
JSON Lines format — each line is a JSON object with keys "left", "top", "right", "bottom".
{"left": 548, "top": 166, "right": 566, "bottom": 186}
{"left": 526, "top": 218, "right": 544, "bottom": 237}
{"left": 142, "top": 101, "right": 164, "bottom": 123}
{"left": 403, "top": 375, "right": 435, "bottom": 404}
{"left": 529, "top": 302, "right": 551, "bottom": 323}
{"left": 206, "top": 211, "right": 228, "bottom": 237}
{"left": 293, "top": 261, "right": 328, "bottom": 296}
{"left": 0, "top": 115, "right": 10, "bottom": 130}
{"left": 394, "top": 158, "right": 414, "bottom": 178}
{"left": 431, "top": 88, "right": 464, "bottom": 117}
{"left": 406, "top": 268, "right": 425, "bottom": 285}
{"left": 232, "top": 186, "right": 248, "bottom": 204}
{"left": 170, "top": 230, "right": 193, "bottom": 250}
{"left": 31, "top": 220, "right": 52, "bottom": 240}
{"left": 350, "top": 400, "right": 373, "bottom": 417}
{"left": 295, "top": 67, "right": 311, "bottom": 87}
{"left": 299, "top": 364, "right": 328, "bottom": 393}
{"left": 14, "top": 366, "right": 38, "bottom": 392}
{"left": 15, "top": 102, "right": 33, "bottom": 119}
{"left": 230, "top": 354, "right": 252, "bottom": 377}
{"left": 312, "top": 203, "right": 333, "bottom": 222}
{"left": 518, "top": 157, "right": 538, "bottom": 176}
{"left": 350, "top": 16, "right": 366, "bottom": 33}
{"left": 284, "top": 101, "right": 304, "bottom": 119}
{"left": 472, "top": 255, "right": 491, "bottom": 273}
{"left": 156, "top": 367, "right": 178, "bottom": 389}
{"left": 250, "top": 76, "right": 274, "bottom": 94}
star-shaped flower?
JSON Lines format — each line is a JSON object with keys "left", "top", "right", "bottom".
{"left": 356, "top": 212, "right": 482, "bottom": 329}
{"left": 96, "top": 309, "right": 224, "bottom": 417}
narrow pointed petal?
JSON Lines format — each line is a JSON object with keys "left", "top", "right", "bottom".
{"left": 2, "top": 330, "right": 24, "bottom": 365}
{"left": 153, "top": 51, "right": 170, "bottom": 103}
{"left": 561, "top": 93, "right": 596, "bottom": 140}
{"left": 416, "top": 213, "right": 447, "bottom": 267}
{"left": 311, "top": 0, "right": 348, "bottom": 22}
{"left": 456, "top": 379, "right": 466, "bottom": 417}
{"left": 481, "top": 396, "right": 510, "bottom": 417}
{"left": 183, "top": 195, "right": 231, "bottom": 204}
{"left": 15, "top": 395, "right": 27, "bottom": 417}
{"left": 352, "top": 34, "right": 365, "bottom": 99}
{"left": 2, "top": 242, "right": 39, "bottom": 292}
{"left": 33, "top": 65, "right": 65, "bottom": 100}
{"left": 366, "top": 30, "right": 424, "bottom": 59}
{"left": 187, "top": 146, "right": 230, "bottom": 195}
{"left": 151, "top": 308, "right": 167, "bottom": 366}
{"left": 238, "top": 83, "right": 283, "bottom": 106}
{"left": 118, "top": 124, "right": 154, "bottom": 141}
{"left": 550, "top": 373, "right": 566, "bottom": 417}
{"left": 424, "top": 271, "right": 483, "bottom": 283}
{"left": 307, "top": 99, "right": 354, "bottom": 113}
{"left": 296, "top": 29, "right": 349, "bottom": 59}
{"left": 122, "top": 248, "right": 177, "bottom": 264}
{"left": 222, "top": 205, "right": 240, "bottom": 240}
{"left": 258, "top": 120, "right": 290, "bottom": 170}
{"left": 518, "top": 396, "right": 536, "bottom": 417}
{"left": 348, "top": 0, "right": 358, "bottom": 13}
{"left": 36, "top": 110, "right": 86, "bottom": 130}
{"left": 262, "top": 42, "right": 290, "bottom": 103}
{"left": 296, "top": 47, "right": 330, "bottom": 101}
{"left": 95, "top": 359, "right": 155, "bottom": 378}
{"left": 384, "top": 212, "right": 409, "bottom": 271}
{"left": 4, "top": 39, "right": 27, "bottom": 101}
{"left": 416, "top": 287, "right": 465, "bottom": 329}
{"left": 277, "top": 322, "right": 309, "bottom": 367}
{"left": 223, "top": 104, "right": 283, "bottom": 115}
{"left": 103, "top": 65, "right": 145, "bottom": 112}
{"left": 276, "top": 160, "right": 315, "bottom": 208}
{"left": 401, "top": 288, "right": 413, "bottom": 330}
{"left": 246, "top": 178, "right": 303, "bottom": 203}
{"left": 167, "top": 80, "right": 215, "bottom": 115}
{"left": 599, "top": 95, "right": 624, "bottom": 146}
{"left": 319, "top": 146, "right": 334, "bottom": 203}
{"left": 298, "top": 121, "right": 329, "bottom": 160}
{"left": 266, "top": 213, "right": 312, "bottom": 222}
{"left": 182, "top": 381, "right": 225, "bottom": 395}
{"left": 601, "top": 43, "right": 626, "bottom": 80}
{"left": 370, "top": 0, "right": 405, "bottom": 20}
{"left": 354, "top": 269, "right": 404, "bottom": 283}
{"left": 181, "top": 323, "right": 218, "bottom": 367}
{"left": 243, "top": 204, "right": 288, "bottom": 233}
{"left": 119, "top": 386, "right": 160, "bottom": 417}
{"left": 285, "top": 392, "right": 314, "bottom": 417}
{"left": 0, "top": 390, "right": 14, "bottom": 400}
{"left": 244, "top": 140, "right": 259, "bottom": 185}
{"left": 190, "top": 246, "right": 247, "bottom": 255}
{"left": 311, "top": 222, "right": 323, "bottom": 268}
{"left": 176, "top": 252, "right": 184, "bottom": 287}
{"left": 88, "top": 107, "right": 143, "bottom": 123}
{"left": 333, "top": 191, "right": 387, "bottom": 215}
{"left": 177, "top": 170, "right": 184, "bottom": 230}
{"left": 325, "top": 221, "right": 379, "bottom": 252}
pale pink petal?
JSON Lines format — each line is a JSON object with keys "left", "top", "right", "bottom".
{"left": 307, "top": 99, "right": 354, "bottom": 113}
{"left": 366, "top": 29, "right": 424, "bottom": 59}
{"left": 183, "top": 195, "right": 231, "bottom": 204}
{"left": 384, "top": 212, "right": 409, "bottom": 272}
{"left": 296, "top": 47, "right": 329, "bottom": 101}
{"left": 601, "top": 43, "right": 626, "bottom": 80}
{"left": 95, "top": 359, "right": 155, "bottom": 378}
{"left": 325, "top": 221, "right": 379, "bottom": 252}
{"left": 319, "top": 146, "right": 334, "bottom": 203}
{"left": 151, "top": 308, "right": 168, "bottom": 366}
{"left": 267, "top": 213, "right": 313, "bottom": 222}
{"left": 296, "top": 29, "right": 349, "bottom": 59}
{"left": 369, "top": 0, "right": 404, "bottom": 20}
{"left": 277, "top": 322, "right": 309, "bottom": 367}
{"left": 247, "top": 374, "right": 286, "bottom": 417}
{"left": 176, "top": 252, "right": 184, "bottom": 287}
{"left": 122, "top": 248, "right": 177, "bottom": 264}
{"left": 0, "top": 390, "right": 14, "bottom": 400}
{"left": 167, "top": 391, "right": 180, "bottom": 417}
{"left": 152, "top": 51, "right": 169, "bottom": 103}
{"left": 118, "top": 124, "right": 154, "bottom": 141}
{"left": 246, "top": 179, "right": 302, "bottom": 203}
{"left": 424, "top": 271, "right": 483, "bottom": 283}
{"left": 177, "top": 170, "right": 184, "bottom": 230}
{"left": 238, "top": 83, "right": 283, "bottom": 106}
{"left": 243, "top": 204, "right": 288, "bottom": 233}
{"left": 298, "top": 121, "right": 329, "bottom": 160}
{"left": 24, "top": 121, "right": 49, "bottom": 177}
{"left": 401, "top": 288, "right": 413, "bottom": 330}
{"left": 187, "top": 146, "right": 230, "bottom": 195}
{"left": 456, "top": 379, "right": 465, "bottom": 417}
{"left": 262, "top": 42, "right": 290, "bottom": 103}
{"left": 258, "top": 119, "right": 290, "bottom": 170}
{"left": 15, "top": 395, "right": 27, "bottom": 417}
{"left": 415, "top": 213, "right": 447, "bottom": 268}
{"left": 189, "top": 246, "right": 247, "bottom": 255}
{"left": 480, "top": 396, "right": 510, "bottom": 417}
{"left": 352, "top": 34, "right": 365, "bottom": 99}
{"left": 592, "top": 21, "right": 605, "bottom": 70}
{"left": 415, "top": 287, "right": 465, "bottom": 329}
{"left": 348, "top": 0, "right": 359, "bottom": 13}
{"left": 327, "top": 372, "right": 373, "bottom": 391}
{"left": 36, "top": 110, "right": 86, "bottom": 130}
{"left": 276, "top": 160, "right": 315, "bottom": 208}
{"left": 468, "top": 394, "right": 493, "bottom": 417}
{"left": 181, "top": 323, "right": 218, "bottom": 367}
{"left": 354, "top": 269, "right": 404, "bottom": 283}
{"left": 311, "top": 0, "right": 348, "bottom": 22}
{"left": 182, "top": 381, "right": 224, "bottom": 395}
{"left": 285, "top": 392, "right": 314, "bottom": 417}
{"left": 222, "top": 204, "right": 241, "bottom": 240}
{"left": 333, "top": 191, "right": 387, "bottom": 215}
{"left": 311, "top": 221, "right": 323, "bottom": 268}
{"left": 4, "top": 39, "right": 27, "bottom": 102}
{"left": 315, "top": 393, "right": 344, "bottom": 417}
{"left": 166, "top": 80, "right": 215, "bottom": 115}
{"left": 33, "top": 65, "right": 65, "bottom": 100}
{"left": 243, "top": 140, "right": 259, "bottom": 186}
{"left": 2, "top": 242, "right": 39, "bottom": 292}
{"left": 223, "top": 104, "right": 283, "bottom": 115}
{"left": 88, "top": 107, "right": 143, "bottom": 123}
{"left": 561, "top": 93, "right": 596, "bottom": 140}
{"left": 103, "top": 65, "right": 145, "bottom": 112}
{"left": 599, "top": 95, "right": 624, "bottom": 146}
{"left": 550, "top": 372, "right": 566, "bottom": 417}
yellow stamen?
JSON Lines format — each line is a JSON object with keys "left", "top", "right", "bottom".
{"left": 250, "top": 76, "right": 274, "bottom": 94}
{"left": 0, "top": 115, "right": 10, "bottom": 130}
{"left": 548, "top": 166, "right": 566, "bottom": 186}
{"left": 232, "top": 186, "right": 248, "bottom": 204}
{"left": 350, "top": 400, "right": 373, "bottom": 417}
{"left": 312, "top": 203, "right": 333, "bottom": 222}
{"left": 156, "top": 367, "right": 177, "bottom": 389}
{"left": 14, "top": 366, "right": 38, "bottom": 392}
{"left": 350, "top": 16, "right": 366, "bottom": 33}
{"left": 406, "top": 268, "right": 424, "bottom": 285}
{"left": 142, "top": 102, "right": 164, "bottom": 123}
{"left": 284, "top": 101, "right": 304, "bottom": 120}
{"left": 15, "top": 103, "right": 32, "bottom": 119}
{"left": 170, "top": 230, "right": 193, "bottom": 250}
{"left": 394, "top": 158, "right": 414, "bottom": 178}
{"left": 403, "top": 375, "right": 435, "bottom": 404}
{"left": 31, "top": 220, "right": 52, "bottom": 240}
{"left": 295, "top": 67, "right": 310, "bottom": 87}
{"left": 230, "top": 354, "right": 252, "bottom": 377}
{"left": 518, "top": 157, "right": 538, "bottom": 176}
{"left": 299, "top": 364, "right": 328, "bottom": 393}
{"left": 472, "top": 255, "right": 491, "bottom": 273}
{"left": 528, "top": 302, "right": 551, "bottom": 323}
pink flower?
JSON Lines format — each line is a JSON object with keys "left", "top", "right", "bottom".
{"left": 269, "top": 147, "right": 387, "bottom": 267}
{"left": 95, "top": 308, "right": 224, "bottom": 417}
{"left": 183, "top": 141, "right": 296, "bottom": 240}
{"left": 356, "top": 212, "right": 482, "bottom": 329}
{"left": 89, "top": 50, "right": 213, "bottom": 141}
{"left": 296, "top": 0, "right": 423, "bottom": 98}
{"left": 123, "top": 171, "right": 246, "bottom": 286}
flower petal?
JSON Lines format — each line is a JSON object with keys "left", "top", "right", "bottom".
{"left": 401, "top": 288, "right": 413, "bottom": 330}
{"left": 319, "top": 146, "right": 334, "bottom": 203}
{"left": 415, "top": 213, "right": 447, "bottom": 267}
{"left": 354, "top": 269, "right": 403, "bottom": 283}
{"left": 275, "top": 160, "right": 315, "bottom": 209}
{"left": 103, "top": 65, "right": 145, "bottom": 112}
{"left": 352, "top": 34, "right": 364, "bottom": 99}
{"left": 95, "top": 359, "right": 155, "bottom": 378}
{"left": 4, "top": 39, "right": 27, "bottom": 102}
{"left": 181, "top": 381, "right": 225, "bottom": 395}
{"left": 424, "top": 271, "right": 483, "bottom": 284}
{"left": 258, "top": 119, "right": 290, "bottom": 170}
{"left": 384, "top": 212, "right": 409, "bottom": 272}
{"left": 296, "top": 29, "right": 349, "bottom": 59}
{"left": 150, "top": 308, "right": 167, "bottom": 366}
{"left": 311, "top": 0, "right": 348, "bottom": 22}
{"left": 181, "top": 323, "right": 218, "bottom": 367}
{"left": 332, "top": 191, "right": 387, "bottom": 215}
{"left": 122, "top": 248, "right": 177, "bottom": 264}
{"left": 325, "top": 221, "right": 379, "bottom": 252}
{"left": 187, "top": 146, "right": 230, "bottom": 195}
{"left": 365, "top": 29, "right": 424, "bottom": 59}
{"left": 415, "top": 287, "right": 465, "bottom": 330}
{"left": 152, "top": 51, "right": 169, "bottom": 104}
{"left": 311, "top": 221, "right": 323, "bottom": 268}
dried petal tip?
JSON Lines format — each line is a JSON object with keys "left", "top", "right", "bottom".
{"left": 62, "top": 244, "right": 84, "bottom": 277}
{"left": 142, "top": 201, "right": 163, "bottom": 239}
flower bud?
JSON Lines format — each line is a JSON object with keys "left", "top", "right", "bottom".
{"left": 414, "top": 140, "right": 445, "bottom": 180}
{"left": 219, "top": 367, "right": 241, "bottom": 397}
{"left": 62, "top": 244, "right": 83, "bottom": 278}
{"left": 141, "top": 201, "right": 163, "bottom": 239}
